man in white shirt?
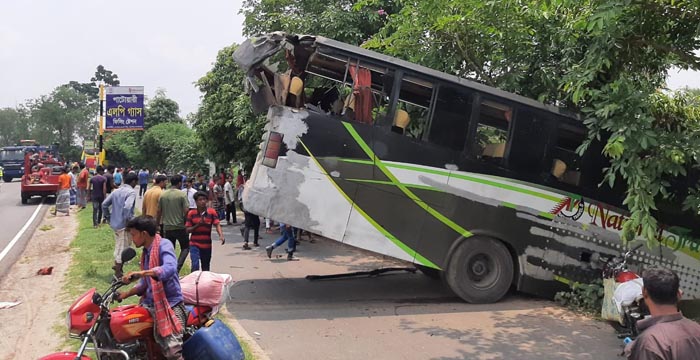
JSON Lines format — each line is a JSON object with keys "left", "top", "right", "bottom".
{"left": 224, "top": 175, "right": 236, "bottom": 225}
{"left": 181, "top": 178, "right": 197, "bottom": 210}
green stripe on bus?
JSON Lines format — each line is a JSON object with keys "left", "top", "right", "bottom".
{"left": 335, "top": 157, "right": 564, "bottom": 203}
{"left": 346, "top": 178, "right": 445, "bottom": 193}
{"left": 538, "top": 212, "right": 555, "bottom": 220}
{"left": 554, "top": 275, "right": 574, "bottom": 285}
{"left": 501, "top": 202, "right": 517, "bottom": 209}
{"left": 298, "top": 139, "right": 441, "bottom": 270}
{"left": 342, "top": 122, "right": 473, "bottom": 242}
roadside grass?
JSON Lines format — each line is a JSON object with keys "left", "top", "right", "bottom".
{"left": 57, "top": 203, "right": 257, "bottom": 359}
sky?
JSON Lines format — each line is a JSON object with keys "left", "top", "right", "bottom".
{"left": 0, "top": 1, "right": 699, "bottom": 118}
{"left": 0, "top": 0, "right": 247, "bottom": 117}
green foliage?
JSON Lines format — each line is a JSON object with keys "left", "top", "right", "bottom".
{"left": 25, "top": 85, "right": 94, "bottom": 160}
{"left": 0, "top": 107, "right": 31, "bottom": 147}
{"left": 194, "top": 45, "right": 266, "bottom": 169}
{"left": 140, "top": 122, "right": 205, "bottom": 173}
{"left": 241, "top": 0, "right": 399, "bottom": 45}
{"left": 144, "top": 88, "right": 183, "bottom": 129}
{"left": 554, "top": 280, "right": 604, "bottom": 315}
{"left": 67, "top": 65, "right": 121, "bottom": 101}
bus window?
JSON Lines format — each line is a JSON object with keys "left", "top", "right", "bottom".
{"left": 476, "top": 100, "right": 511, "bottom": 160}
{"left": 427, "top": 85, "right": 473, "bottom": 151}
{"left": 551, "top": 122, "right": 585, "bottom": 186}
{"left": 507, "top": 108, "right": 551, "bottom": 176}
{"left": 392, "top": 75, "right": 432, "bottom": 137}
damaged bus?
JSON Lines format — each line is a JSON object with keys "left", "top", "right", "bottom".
{"left": 233, "top": 32, "right": 700, "bottom": 303}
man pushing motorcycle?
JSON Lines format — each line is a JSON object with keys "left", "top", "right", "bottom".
{"left": 118, "top": 215, "right": 187, "bottom": 360}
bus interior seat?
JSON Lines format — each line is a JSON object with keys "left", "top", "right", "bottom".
{"left": 391, "top": 109, "right": 411, "bottom": 134}
{"left": 551, "top": 159, "right": 581, "bottom": 186}
{"left": 562, "top": 170, "right": 581, "bottom": 186}
{"left": 551, "top": 159, "right": 567, "bottom": 179}
{"left": 273, "top": 70, "right": 291, "bottom": 105}
{"left": 343, "top": 93, "right": 356, "bottom": 120}
{"left": 482, "top": 143, "right": 506, "bottom": 158}
{"left": 286, "top": 76, "right": 304, "bottom": 108}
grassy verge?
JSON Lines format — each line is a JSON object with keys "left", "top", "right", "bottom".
{"left": 58, "top": 203, "right": 257, "bottom": 359}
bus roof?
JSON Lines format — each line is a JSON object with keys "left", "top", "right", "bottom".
{"left": 311, "top": 35, "right": 579, "bottom": 120}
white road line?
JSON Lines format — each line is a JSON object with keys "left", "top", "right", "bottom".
{"left": 0, "top": 204, "right": 43, "bottom": 264}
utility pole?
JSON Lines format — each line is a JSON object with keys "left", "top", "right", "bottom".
{"left": 98, "top": 83, "right": 104, "bottom": 165}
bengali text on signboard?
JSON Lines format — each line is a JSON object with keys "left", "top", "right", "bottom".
{"left": 105, "top": 86, "right": 145, "bottom": 130}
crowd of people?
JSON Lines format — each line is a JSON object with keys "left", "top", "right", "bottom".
{"left": 55, "top": 163, "right": 309, "bottom": 359}
{"left": 59, "top": 164, "right": 303, "bottom": 277}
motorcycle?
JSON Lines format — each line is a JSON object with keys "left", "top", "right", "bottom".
{"left": 601, "top": 243, "right": 648, "bottom": 338}
{"left": 40, "top": 248, "right": 215, "bottom": 360}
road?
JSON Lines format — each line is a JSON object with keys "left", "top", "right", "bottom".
{"left": 207, "top": 222, "right": 624, "bottom": 360}
{"left": 0, "top": 180, "right": 48, "bottom": 278}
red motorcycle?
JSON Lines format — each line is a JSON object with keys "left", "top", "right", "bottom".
{"left": 40, "top": 249, "right": 214, "bottom": 360}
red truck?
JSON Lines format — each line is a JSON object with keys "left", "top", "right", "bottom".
{"left": 20, "top": 150, "right": 64, "bottom": 204}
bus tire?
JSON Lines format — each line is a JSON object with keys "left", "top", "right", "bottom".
{"left": 416, "top": 264, "right": 442, "bottom": 280}
{"left": 446, "top": 236, "right": 513, "bottom": 304}
{"left": 21, "top": 194, "right": 28, "bottom": 204}
{"left": 3, "top": 176, "right": 11, "bottom": 183}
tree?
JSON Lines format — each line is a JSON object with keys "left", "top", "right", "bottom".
{"left": 139, "top": 122, "right": 204, "bottom": 172}
{"left": 194, "top": 45, "right": 265, "bottom": 168}
{"left": 26, "top": 85, "right": 93, "bottom": 160}
{"left": 241, "top": 0, "right": 399, "bottom": 45}
{"left": 144, "top": 88, "right": 182, "bottom": 129}
{"left": 67, "top": 65, "right": 121, "bottom": 101}
{"left": 0, "top": 107, "right": 30, "bottom": 146}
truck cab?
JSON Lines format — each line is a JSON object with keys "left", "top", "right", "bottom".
{"left": 0, "top": 147, "right": 28, "bottom": 182}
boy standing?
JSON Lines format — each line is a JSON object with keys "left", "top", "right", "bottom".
{"left": 185, "top": 191, "right": 225, "bottom": 271}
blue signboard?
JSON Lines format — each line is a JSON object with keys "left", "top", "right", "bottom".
{"left": 105, "top": 86, "right": 145, "bottom": 130}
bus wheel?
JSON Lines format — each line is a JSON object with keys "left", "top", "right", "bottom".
{"left": 3, "top": 176, "right": 11, "bottom": 183}
{"left": 21, "top": 194, "right": 28, "bottom": 204}
{"left": 446, "top": 237, "right": 513, "bottom": 303}
{"left": 416, "top": 264, "right": 442, "bottom": 280}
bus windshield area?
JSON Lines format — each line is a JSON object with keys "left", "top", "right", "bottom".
{"left": 0, "top": 149, "right": 25, "bottom": 162}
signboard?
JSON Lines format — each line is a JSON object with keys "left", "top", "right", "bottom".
{"left": 105, "top": 86, "right": 145, "bottom": 130}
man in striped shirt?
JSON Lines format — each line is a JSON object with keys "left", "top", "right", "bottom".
{"left": 185, "top": 191, "right": 225, "bottom": 272}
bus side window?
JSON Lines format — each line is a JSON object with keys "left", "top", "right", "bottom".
{"left": 507, "top": 108, "right": 551, "bottom": 176}
{"left": 475, "top": 100, "right": 511, "bottom": 162}
{"left": 427, "top": 85, "right": 473, "bottom": 151}
{"left": 552, "top": 122, "right": 585, "bottom": 186}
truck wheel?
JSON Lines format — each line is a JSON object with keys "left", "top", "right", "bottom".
{"left": 445, "top": 236, "right": 514, "bottom": 303}
{"left": 3, "top": 176, "right": 11, "bottom": 183}
{"left": 21, "top": 194, "right": 28, "bottom": 204}
{"left": 416, "top": 264, "right": 442, "bottom": 280}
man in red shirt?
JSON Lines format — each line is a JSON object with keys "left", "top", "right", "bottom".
{"left": 76, "top": 163, "right": 89, "bottom": 210}
{"left": 185, "top": 191, "right": 225, "bottom": 272}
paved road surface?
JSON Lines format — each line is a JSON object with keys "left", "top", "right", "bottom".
{"left": 0, "top": 180, "right": 48, "bottom": 278}
{"left": 206, "top": 222, "right": 623, "bottom": 360}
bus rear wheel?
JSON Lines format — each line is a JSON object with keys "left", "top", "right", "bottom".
{"left": 446, "top": 236, "right": 513, "bottom": 303}
{"left": 3, "top": 176, "right": 11, "bottom": 183}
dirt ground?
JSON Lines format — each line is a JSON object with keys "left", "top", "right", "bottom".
{"left": 0, "top": 209, "right": 77, "bottom": 360}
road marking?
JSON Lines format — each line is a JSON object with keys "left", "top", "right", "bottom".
{"left": 0, "top": 204, "right": 43, "bottom": 264}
